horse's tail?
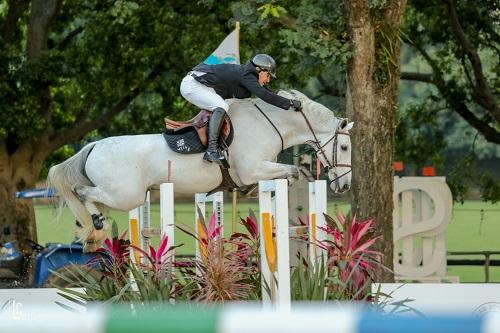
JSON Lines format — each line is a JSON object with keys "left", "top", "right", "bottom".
{"left": 47, "top": 143, "right": 97, "bottom": 227}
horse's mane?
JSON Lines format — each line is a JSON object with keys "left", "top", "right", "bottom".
{"left": 228, "top": 90, "right": 337, "bottom": 127}
{"left": 279, "top": 89, "right": 336, "bottom": 125}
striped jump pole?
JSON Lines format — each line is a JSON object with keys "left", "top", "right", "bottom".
{"left": 128, "top": 184, "right": 175, "bottom": 264}
{"left": 194, "top": 191, "right": 224, "bottom": 260}
{"left": 129, "top": 190, "right": 151, "bottom": 264}
{"left": 2, "top": 304, "right": 499, "bottom": 333}
{"left": 258, "top": 179, "right": 291, "bottom": 309}
{"left": 308, "top": 180, "right": 327, "bottom": 267}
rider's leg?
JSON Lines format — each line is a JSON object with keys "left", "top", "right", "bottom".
{"left": 180, "top": 75, "right": 229, "bottom": 112}
{"left": 180, "top": 75, "right": 229, "bottom": 165}
{"left": 203, "top": 107, "right": 226, "bottom": 164}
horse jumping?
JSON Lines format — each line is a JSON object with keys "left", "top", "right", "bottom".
{"left": 48, "top": 90, "right": 353, "bottom": 251}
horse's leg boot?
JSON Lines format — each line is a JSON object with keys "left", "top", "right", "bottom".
{"left": 203, "top": 107, "right": 226, "bottom": 165}
{"left": 92, "top": 213, "right": 105, "bottom": 230}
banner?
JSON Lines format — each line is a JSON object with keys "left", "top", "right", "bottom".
{"left": 203, "top": 27, "right": 240, "bottom": 65}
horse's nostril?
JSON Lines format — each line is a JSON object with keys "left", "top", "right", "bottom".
{"left": 343, "top": 184, "right": 350, "bottom": 190}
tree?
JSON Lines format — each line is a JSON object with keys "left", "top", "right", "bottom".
{"left": 0, "top": 0, "right": 236, "bottom": 251}
{"left": 399, "top": 0, "right": 500, "bottom": 202}
{"left": 402, "top": 0, "right": 499, "bottom": 144}
{"left": 343, "top": 0, "right": 408, "bottom": 281}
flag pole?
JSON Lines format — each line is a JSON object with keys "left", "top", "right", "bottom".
{"left": 232, "top": 20, "right": 240, "bottom": 234}
{"left": 235, "top": 20, "right": 240, "bottom": 64}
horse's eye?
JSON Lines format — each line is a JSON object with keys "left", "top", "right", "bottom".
{"left": 341, "top": 144, "right": 348, "bottom": 151}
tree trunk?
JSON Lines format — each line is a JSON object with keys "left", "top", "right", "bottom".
{"left": 344, "top": 0, "right": 407, "bottom": 282}
{"left": 0, "top": 142, "right": 50, "bottom": 254}
{"left": 0, "top": 0, "right": 63, "bottom": 255}
{"left": 0, "top": 189, "right": 37, "bottom": 252}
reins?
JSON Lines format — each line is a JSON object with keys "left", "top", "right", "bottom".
{"left": 254, "top": 101, "right": 352, "bottom": 186}
{"left": 254, "top": 103, "right": 284, "bottom": 152}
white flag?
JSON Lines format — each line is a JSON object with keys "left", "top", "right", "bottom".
{"left": 203, "top": 28, "right": 240, "bottom": 65}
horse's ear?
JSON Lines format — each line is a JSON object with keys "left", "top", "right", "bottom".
{"left": 344, "top": 121, "right": 354, "bottom": 131}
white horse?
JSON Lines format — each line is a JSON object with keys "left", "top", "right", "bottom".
{"left": 48, "top": 90, "right": 353, "bottom": 251}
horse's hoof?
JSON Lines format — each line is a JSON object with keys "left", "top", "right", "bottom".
{"left": 92, "top": 213, "right": 104, "bottom": 230}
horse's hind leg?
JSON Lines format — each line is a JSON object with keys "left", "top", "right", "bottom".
{"left": 74, "top": 185, "right": 113, "bottom": 248}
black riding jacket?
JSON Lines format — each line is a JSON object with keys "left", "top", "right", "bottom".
{"left": 192, "top": 61, "right": 291, "bottom": 110}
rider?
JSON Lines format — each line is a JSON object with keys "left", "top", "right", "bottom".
{"left": 180, "top": 54, "right": 302, "bottom": 165}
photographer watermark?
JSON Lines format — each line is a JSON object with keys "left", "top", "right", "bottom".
{"left": 0, "top": 298, "right": 24, "bottom": 320}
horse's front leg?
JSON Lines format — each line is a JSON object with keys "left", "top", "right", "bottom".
{"left": 239, "top": 161, "right": 299, "bottom": 185}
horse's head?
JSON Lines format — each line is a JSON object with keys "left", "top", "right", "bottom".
{"left": 327, "top": 118, "right": 353, "bottom": 193}
{"left": 282, "top": 90, "right": 354, "bottom": 193}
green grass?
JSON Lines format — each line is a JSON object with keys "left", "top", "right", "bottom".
{"left": 35, "top": 200, "right": 500, "bottom": 282}
{"left": 446, "top": 201, "right": 500, "bottom": 282}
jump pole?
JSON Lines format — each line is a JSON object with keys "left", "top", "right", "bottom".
{"left": 194, "top": 191, "right": 224, "bottom": 261}
{"left": 160, "top": 183, "right": 175, "bottom": 255}
{"left": 258, "top": 179, "right": 291, "bottom": 309}
{"left": 129, "top": 183, "right": 175, "bottom": 264}
{"left": 129, "top": 191, "right": 151, "bottom": 264}
{"left": 308, "top": 180, "right": 327, "bottom": 267}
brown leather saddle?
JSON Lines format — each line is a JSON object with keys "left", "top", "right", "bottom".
{"left": 164, "top": 109, "right": 232, "bottom": 149}
{"left": 163, "top": 109, "right": 238, "bottom": 192}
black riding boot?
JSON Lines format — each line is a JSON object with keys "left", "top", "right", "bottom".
{"left": 203, "top": 107, "right": 226, "bottom": 165}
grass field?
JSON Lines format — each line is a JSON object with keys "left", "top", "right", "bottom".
{"left": 35, "top": 200, "right": 500, "bottom": 283}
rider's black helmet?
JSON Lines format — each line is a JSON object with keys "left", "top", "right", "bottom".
{"left": 251, "top": 54, "right": 277, "bottom": 78}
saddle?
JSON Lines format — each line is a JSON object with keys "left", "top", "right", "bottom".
{"left": 163, "top": 109, "right": 233, "bottom": 155}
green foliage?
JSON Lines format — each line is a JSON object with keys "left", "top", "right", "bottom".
{"left": 446, "top": 140, "right": 500, "bottom": 204}
{"left": 367, "top": 0, "right": 389, "bottom": 10}
{"left": 399, "top": 0, "right": 499, "bottom": 201}
{"left": 406, "top": 0, "right": 499, "bottom": 114}
{"left": 395, "top": 99, "right": 447, "bottom": 172}
{"left": 479, "top": 174, "right": 500, "bottom": 204}
{"left": 290, "top": 256, "right": 328, "bottom": 301}
{"left": 0, "top": 1, "right": 238, "bottom": 155}
{"left": 258, "top": 3, "right": 287, "bottom": 19}
{"left": 446, "top": 154, "right": 474, "bottom": 204}
{"left": 55, "top": 222, "right": 178, "bottom": 304}
{"left": 374, "top": 24, "right": 403, "bottom": 86}
{"left": 233, "top": 0, "right": 349, "bottom": 86}
{"left": 177, "top": 211, "right": 257, "bottom": 302}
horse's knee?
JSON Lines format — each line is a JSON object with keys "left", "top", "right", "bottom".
{"left": 73, "top": 184, "right": 88, "bottom": 201}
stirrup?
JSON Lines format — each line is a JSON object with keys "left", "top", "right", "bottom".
{"left": 203, "top": 150, "right": 223, "bottom": 161}
{"left": 203, "top": 151, "right": 228, "bottom": 168}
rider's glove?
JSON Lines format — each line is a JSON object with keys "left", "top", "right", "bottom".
{"left": 290, "top": 99, "right": 302, "bottom": 111}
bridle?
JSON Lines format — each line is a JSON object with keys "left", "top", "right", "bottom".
{"left": 254, "top": 98, "right": 352, "bottom": 187}
{"left": 298, "top": 110, "right": 352, "bottom": 185}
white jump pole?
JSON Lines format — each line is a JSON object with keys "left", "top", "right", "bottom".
{"left": 308, "top": 180, "right": 327, "bottom": 267}
{"left": 129, "top": 184, "right": 175, "bottom": 264}
{"left": 194, "top": 191, "right": 224, "bottom": 260}
{"left": 258, "top": 179, "right": 291, "bottom": 309}
{"left": 129, "top": 191, "right": 150, "bottom": 264}
{"left": 160, "top": 183, "right": 175, "bottom": 256}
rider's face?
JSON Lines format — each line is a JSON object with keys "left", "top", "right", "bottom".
{"left": 258, "top": 70, "right": 271, "bottom": 86}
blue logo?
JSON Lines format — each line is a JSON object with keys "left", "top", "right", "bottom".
{"left": 204, "top": 54, "right": 237, "bottom": 65}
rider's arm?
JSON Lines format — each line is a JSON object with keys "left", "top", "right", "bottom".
{"left": 240, "top": 74, "right": 291, "bottom": 110}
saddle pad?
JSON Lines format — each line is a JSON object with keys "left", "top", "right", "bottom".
{"left": 163, "top": 127, "right": 205, "bottom": 154}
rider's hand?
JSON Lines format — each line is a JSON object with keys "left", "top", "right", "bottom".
{"left": 290, "top": 99, "right": 302, "bottom": 111}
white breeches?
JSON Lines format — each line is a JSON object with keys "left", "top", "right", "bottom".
{"left": 180, "top": 74, "right": 229, "bottom": 112}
